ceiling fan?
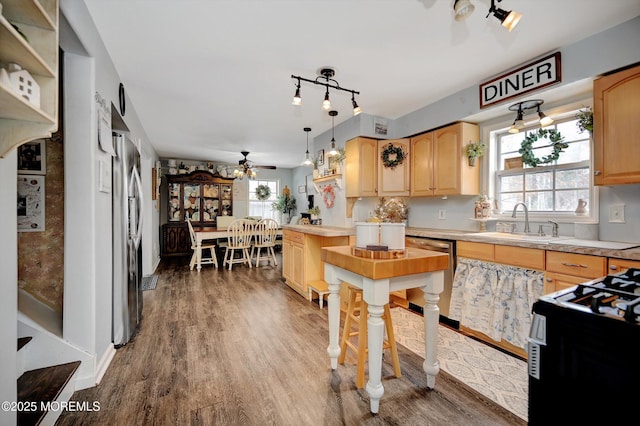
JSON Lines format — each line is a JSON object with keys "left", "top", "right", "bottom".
{"left": 232, "top": 151, "right": 276, "bottom": 179}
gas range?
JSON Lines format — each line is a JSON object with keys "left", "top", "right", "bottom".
{"left": 545, "top": 268, "right": 640, "bottom": 323}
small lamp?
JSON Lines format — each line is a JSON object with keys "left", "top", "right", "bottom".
{"left": 301, "top": 127, "right": 314, "bottom": 166}
{"left": 327, "top": 110, "right": 339, "bottom": 157}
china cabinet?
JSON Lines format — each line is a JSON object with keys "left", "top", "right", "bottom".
{"left": 162, "top": 170, "right": 234, "bottom": 256}
{"left": 410, "top": 122, "right": 480, "bottom": 197}
{"left": 0, "top": 0, "right": 59, "bottom": 157}
{"left": 593, "top": 63, "right": 640, "bottom": 185}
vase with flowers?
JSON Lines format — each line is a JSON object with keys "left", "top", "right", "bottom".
{"left": 465, "top": 141, "right": 486, "bottom": 167}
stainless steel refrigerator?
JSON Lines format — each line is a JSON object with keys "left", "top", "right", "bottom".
{"left": 112, "top": 132, "right": 144, "bottom": 347}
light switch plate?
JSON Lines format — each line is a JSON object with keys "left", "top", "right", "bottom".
{"left": 608, "top": 203, "right": 625, "bottom": 223}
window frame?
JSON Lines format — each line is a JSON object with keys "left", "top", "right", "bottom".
{"left": 248, "top": 179, "right": 280, "bottom": 221}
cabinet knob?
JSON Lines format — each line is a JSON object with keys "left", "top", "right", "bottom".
{"left": 594, "top": 170, "right": 601, "bottom": 176}
{"left": 546, "top": 277, "right": 553, "bottom": 282}
{"left": 610, "top": 265, "right": 618, "bottom": 271}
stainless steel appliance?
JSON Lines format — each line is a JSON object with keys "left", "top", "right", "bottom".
{"left": 405, "top": 236, "right": 457, "bottom": 327}
{"left": 112, "top": 132, "right": 144, "bottom": 347}
{"left": 528, "top": 268, "right": 640, "bottom": 424}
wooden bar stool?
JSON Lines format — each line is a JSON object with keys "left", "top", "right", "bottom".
{"left": 338, "top": 286, "right": 401, "bottom": 389}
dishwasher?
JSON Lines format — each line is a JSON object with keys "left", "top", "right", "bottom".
{"left": 405, "top": 236, "right": 458, "bottom": 328}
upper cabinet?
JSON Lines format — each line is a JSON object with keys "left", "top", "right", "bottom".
{"left": 378, "top": 138, "right": 410, "bottom": 197}
{"left": 410, "top": 122, "right": 480, "bottom": 197}
{"left": 593, "top": 64, "right": 640, "bottom": 185}
{"left": 345, "top": 137, "right": 378, "bottom": 198}
{"left": 0, "top": 0, "right": 59, "bottom": 157}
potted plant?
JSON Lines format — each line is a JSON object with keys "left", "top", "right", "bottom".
{"left": 332, "top": 147, "right": 346, "bottom": 174}
{"left": 308, "top": 205, "right": 321, "bottom": 219}
{"left": 465, "top": 141, "right": 486, "bottom": 167}
{"left": 272, "top": 194, "right": 297, "bottom": 223}
{"left": 576, "top": 106, "right": 593, "bottom": 135}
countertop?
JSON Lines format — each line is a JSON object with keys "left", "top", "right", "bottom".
{"left": 280, "top": 225, "right": 640, "bottom": 261}
{"left": 405, "top": 227, "right": 640, "bottom": 261}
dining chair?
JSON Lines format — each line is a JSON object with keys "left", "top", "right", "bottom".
{"left": 223, "top": 219, "right": 253, "bottom": 270}
{"left": 251, "top": 218, "right": 279, "bottom": 267}
{"left": 187, "top": 219, "right": 218, "bottom": 270}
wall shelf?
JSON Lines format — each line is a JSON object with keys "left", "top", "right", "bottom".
{"left": 313, "top": 174, "right": 342, "bottom": 192}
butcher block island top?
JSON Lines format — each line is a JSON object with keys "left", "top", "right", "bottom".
{"left": 281, "top": 224, "right": 355, "bottom": 237}
{"left": 321, "top": 246, "right": 449, "bottom": 280}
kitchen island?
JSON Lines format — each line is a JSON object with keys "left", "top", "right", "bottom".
{"left": 281, "top": 225, "right": 355, "bottom": 298}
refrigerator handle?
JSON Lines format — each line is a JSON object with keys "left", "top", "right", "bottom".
{"left": 129, "top": 165, "right": 144, "bottom": 249}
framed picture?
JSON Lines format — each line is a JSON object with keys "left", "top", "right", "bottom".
{"left": 317, "top": 149, "right": 325, "bottom": 166}
{"left": 298, "top": 185, "right": 306, "bottom": 194}
{"left": 17, "top": 140, "right": 46, "bottom": 174}
{"left": 504, "top": 156, "right": 523, "bottom": 170}
{"left": 17, "top": 175, "right": 45, "bottom": 232}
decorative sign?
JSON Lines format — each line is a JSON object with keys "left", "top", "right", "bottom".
{"left": 95, "top": 91, "right": 116, "bottom": 156}
{"left": 18, "top": 175, "right": 45, "bottom": 232}
{"left": 479, "top": 52, "right": 561, "bottom": 108}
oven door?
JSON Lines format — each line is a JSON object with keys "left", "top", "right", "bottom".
{"left": 528, "top": 299, "right": 639, "bottom": 424}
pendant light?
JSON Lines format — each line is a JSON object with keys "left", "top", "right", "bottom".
{"left": 327, "top": 110, "right": 339, "bottom": 157}
{"left": 301, "top": 127, "right": 313, "bottom": 166}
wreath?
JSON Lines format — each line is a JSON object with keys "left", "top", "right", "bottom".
{"left": 255, "top": 184, "right": 271, "bottom": 201}
{"left": 322, "top": 184, "right": 336, "bottom": 209}
{"left": 519, "top": 128, "right": 568, "bottom": 167}
{"left": 381, "top": 143, "right": 406, "bottom": 169}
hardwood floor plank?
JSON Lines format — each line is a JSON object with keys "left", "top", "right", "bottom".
{"left": 57, "top": 256, "right": 524, "bottom": 425}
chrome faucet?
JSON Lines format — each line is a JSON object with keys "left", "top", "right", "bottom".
{"left": 547, "top": 220, "right": 559, "bottom": 237}
{"left": 511, "top": 202, "right": 531, "bottom": 233}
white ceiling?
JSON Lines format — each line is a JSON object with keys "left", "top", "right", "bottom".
{"left": 82, "top": 0, "right": 640, "bottom": 169}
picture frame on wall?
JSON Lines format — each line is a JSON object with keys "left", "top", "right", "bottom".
{"left": 317, "top": 149, "right": 325, "bottom": 166}
{"left": 17, "top": 175, "right": 45, "bottom": 232}
{"left": 17, "top": 140, "right": 46, "bottom": 174}
{"left": 298, "top": 185, "right": 306, "bottom": 194}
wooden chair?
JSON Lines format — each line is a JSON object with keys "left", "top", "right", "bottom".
{"left": 187, "top": 219, "right": 218, "bottom": 270}
{"left": 338, "top": 286, "right": 401, "bottom": 389}
{"left": 223, "top": 219, "right": 253, "bottom": 270}
{"left": 251, "top": 218, "right": 279, "bottom": 267}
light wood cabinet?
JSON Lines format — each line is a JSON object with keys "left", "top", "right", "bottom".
{"left": 0, "top": 0, "right": 59, "bottom": 157}
{"left": 543, "top": 271, "right": 587, "bottom": 295}
{"left": 282, "top": 229, "right": 350, "bottom": 298}
{"left": 544, "top": 251, "right": 606, "bottom": 294}
{"left": 345, "top": 137, "right": 378, "bottom": 198}
{"left": 593, "top": 64, "right": 640, "bottom": 185}
{"left": 607, "top": 257, "right": 640, "bottom": 274}
{"left": 378, "top": 138, "right": 410, "bottom": 196}
{"left": 410, "top": 122, "right": 480, "bottom": 197}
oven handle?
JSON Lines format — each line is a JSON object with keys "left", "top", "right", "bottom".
{"left": 406, "top": 238, "right": 450, "bottom": 251}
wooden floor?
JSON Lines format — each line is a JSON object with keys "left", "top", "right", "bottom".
{"left": 57, "top": 256, "right": 525, "bottom": 425}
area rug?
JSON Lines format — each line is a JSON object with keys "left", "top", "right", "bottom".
{"left": 141, "top": 275, "right": 158, "bottom": 291}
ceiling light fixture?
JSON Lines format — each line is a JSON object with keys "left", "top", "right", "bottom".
{"left": 327, "top": 110, "right": 339, "bottom": 157}
{"left": 291, "top": 67, "right": 362, "bottom": 116}
{"left": 508, "top": 99, "right": 553, "bottom": 134}
{"left": 301, "top": 127, "right": 314, "bottom": 166}
{"left": 486, "top": 0, "right": 522, "bottom": 32}
{"left": 453, "top": 0, "right": 475, "bottom": 21}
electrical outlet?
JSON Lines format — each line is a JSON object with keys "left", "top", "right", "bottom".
{"left": 438, "top": 209, "right": 446, "bottom": 220}
{"left": 608, "top": 204, "right": 625, "bottom": 223}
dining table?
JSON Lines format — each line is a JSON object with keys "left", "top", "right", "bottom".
{"left": 193, "top": 226, "right": 283, "bottom": 271}
{"left": 321, "top": 245, "right": 449, "bottom": 414}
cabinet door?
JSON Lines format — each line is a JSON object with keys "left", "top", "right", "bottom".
{"left": 378, "top": 139, "right": 410, "bottom": 196}
{"left": 410, "top": 131, "right": 434, "bottom": 196}
{"left": 282, "top": 239, "right": 292, "bottom": 281}
{"left": 168, "top": 183, "right": 182, "bottom": 222}
{"left": 183, "top": 183, "right": 201, "bottom": 221}
{"left": 345, "top": 137, "right": 378, "bottom": 197}
{"left": 593, "top": 64, "right": 640, "bottom": 185}
{"left": 543, "top": 271, "right": 586, "bottom": 294}
{"left": 201, "top": 184, "right": 219, "bottom": 223}
{"left": 608, "top": 258, "right": 640, "bottom": 274}
{"left": 433, "top": 125, "right": 461, "bottom": 195}
{"left": 291, "top": 243, "right": 305, "bottom": 292}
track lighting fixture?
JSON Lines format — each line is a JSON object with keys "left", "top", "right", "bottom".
{"left": 487, "top": 0, "right": 522, "bottom": 32}
{"left": 508, "top": 99, "right": 553, "bottom": 134}
{"left": 453, "top": 0, "right": 475, "bottom": 21}
{"left": 291, "top": 67, "right": 362, "bottom": 116}
{"left": 327, "top": 110, "right": 339, "bottom": 157}
{"left": 301, "top": 127, "right": 314, "bottom": 166}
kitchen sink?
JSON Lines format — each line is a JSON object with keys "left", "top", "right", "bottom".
{"left": 468, "top": 231, "right": 572, "bottom": 244}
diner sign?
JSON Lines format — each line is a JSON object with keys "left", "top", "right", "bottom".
{"left": 479, "top": 52, "right": 561, "bottom": 108}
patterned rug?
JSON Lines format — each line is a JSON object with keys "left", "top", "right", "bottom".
{"left": 390, "top": 307, "right": 528, "bottom": 422}
{"left": 141, "top": 275, "right": 158, "bottom": 291}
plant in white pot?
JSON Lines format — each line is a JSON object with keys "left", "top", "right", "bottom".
{"left": 465, "top": 141, "right": 486, "bottom": 167}
{"left": 308, "top": 205, "right": 321, "bottom": 220}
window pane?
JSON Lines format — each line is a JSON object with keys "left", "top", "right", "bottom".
{"left": 556, "top": 119, "right": 583, "bottom": 141}
{"left": 556, "top": 189, "right": 590, "bottom": 212}
{"left": 526, "top": 191, "right": 553, "bottom": 211}
{"left": 501, "top": 132, "right": 524, "bottom": 153}
{"left": 556, "top": 168, "right": 590, "bottom": 189}
{"left": 525, "top": 170, "right": 552, "bottom": 190}
{"left": 556, "top": 140, "right": 590, "bottom": 164}
{"left": 500, "top": 174, "right": 523, "bottom": 192}
{"left": 499, "top": 193, "right": 523, "bottom": 212}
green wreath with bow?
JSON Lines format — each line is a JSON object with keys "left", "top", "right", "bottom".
{"left": 519, "top": 128, "right": 568, "bottom": 167}
{"left": 381, "top": 143, "right": 406, "bottom": 169}
{"left": 255, "top": 184, "right": 271, "bottom": 201}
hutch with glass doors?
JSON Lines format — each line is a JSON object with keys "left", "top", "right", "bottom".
{"left": 161, "top": 170, "right": 234, "bottom": 257}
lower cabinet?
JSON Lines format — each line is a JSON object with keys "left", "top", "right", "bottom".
{"left": 544, "top": 251, "right": 606, "bottom": 294}
{"left": 162, "top": 223, "right": 191, "bottom": 256}
{"left": 607, "top": 257, "right": 640, "bottom": 274}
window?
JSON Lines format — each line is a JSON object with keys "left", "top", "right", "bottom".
{"left": 248, "top": 179, "right": 279, "bottom": 221}
{"left": 495, "top": 114, "right": 591, "bottom": 216}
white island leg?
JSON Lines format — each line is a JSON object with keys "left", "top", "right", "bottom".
{"left": 365, "top": 303, "right": 385, "bottom": 413}
{"left": 326, "top": 279, "right": 341, "bottom": 370}
{"left": 421, "top": 271, "right": 443, "bottom": 388}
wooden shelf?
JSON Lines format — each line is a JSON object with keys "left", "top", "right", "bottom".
{"left": 0, "top": 15, "right": 56, "bottom": 77}
{"left": 313, "top": 174, "right": 342, "bottom": 192}
{"left": 2, "top": 0, "right": 56, "bottom": 30}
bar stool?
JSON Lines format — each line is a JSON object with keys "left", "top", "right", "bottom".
{"left": 338, "top": 286, "right": 401, "bottom": 389}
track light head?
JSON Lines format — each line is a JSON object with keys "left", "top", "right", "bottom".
{"left": 537, "top": 107, "right": 554, "bottom": 127}
{"left": 322, "top": 89, "right": 331, "bottom": 110}
{"left": 487, "top": 0, "right": 522, "bottom": 32}
{"left": 453, "top": 0, "right": 475, "bottom": 21}
{"left": 351, "top": 93, "right": 362, "bottom": 116}
{"left": 292, "top": 80, "right": 302, "bottom": 106}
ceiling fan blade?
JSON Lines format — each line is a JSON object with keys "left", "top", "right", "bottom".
{"left": 254, "top": 165, "right": 277, "bottom": 170}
